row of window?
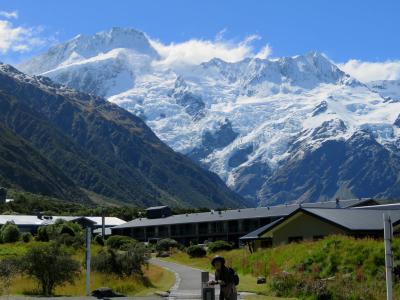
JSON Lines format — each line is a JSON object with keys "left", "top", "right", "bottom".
{"left": 288, "top": 235, "right": 324, "bottom": 243}
{"left": 121, "top": 217, "right": 276, "bottom": 239}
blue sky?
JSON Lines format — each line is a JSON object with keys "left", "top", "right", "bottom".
{"left": 1, "top": 0, "right": 400, "bottom": 81}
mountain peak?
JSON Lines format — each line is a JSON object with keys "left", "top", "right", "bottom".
{"left": 0, "top": 62, "right": 23, "bottom": 76}
{"left": 66, "top": 27, "right": 159, "bottom": 58}
{"left": 19, "top": 27, "right": 159, "bottom": 75}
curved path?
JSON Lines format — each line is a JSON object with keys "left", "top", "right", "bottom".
{"left": 151, "top": 258, "right": 247, "bottom": 299}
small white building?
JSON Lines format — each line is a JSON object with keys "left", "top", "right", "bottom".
{"left": 0, "top": 214, "right": 126, "bottom": 234}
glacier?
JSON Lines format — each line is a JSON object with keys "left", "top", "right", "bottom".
{"left": 19, "top": 27, "right": 400, "bottom": 205}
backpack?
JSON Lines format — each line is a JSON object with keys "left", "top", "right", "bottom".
{"left": 229, "top": 267, "right": 239, "bottom": 286}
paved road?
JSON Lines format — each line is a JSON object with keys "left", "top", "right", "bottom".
{"left": 151, "top": 258, "right": 220, "bottom": 299}
{"left": 151, "top": 259, "right": 249, "bottom": 299}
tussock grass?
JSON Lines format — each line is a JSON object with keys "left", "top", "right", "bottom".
{"left": 162, "top": 235, "right": 400, "bottom": 299}
{"left": 0, "top": 242, "right": 175, "bottom": 296}
{"left": 5, "top": 264, "right": 174, "bottom": 296}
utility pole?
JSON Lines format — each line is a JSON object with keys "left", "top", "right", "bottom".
{"left": 85, "top": 226, "right": 92, "bottom": 296}
{"left": 384, "top": 213, "right": 393, "bottom": 300}
{"left": 101, "top": 207, "right": 106, "bottom": 239}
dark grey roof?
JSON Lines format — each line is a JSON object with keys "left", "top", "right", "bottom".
{"left": 353, "top": 203, "right": 400, "bottom": 210}
{"left": 112, "top": 205, "right": 300, "bottom": 229}
{"left": 239, "top": 207, "right": 400, "bottom": 241}
{"left": 113, "top": 199, "right": 378, "bottom": 230}
{"left": 301, "top": 198, "right": 377, "bottom": 209}
{"left": 303, "top": 208, "right": 400, "bottom": 231}
{"left": 240, "top": 218, "right": 284, "bottom": 241}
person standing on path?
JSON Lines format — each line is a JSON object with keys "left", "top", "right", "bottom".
{"left": 209, "top": 255, "right": 238, "bottom": 300}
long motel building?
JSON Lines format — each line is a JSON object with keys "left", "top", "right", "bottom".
{"left": 111, "top": 199, "right": 379, "bottom": 245}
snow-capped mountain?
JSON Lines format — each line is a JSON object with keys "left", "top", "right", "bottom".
{"left": 19, "top": 27, "right": 400, "bottom": 205}
{"left": 367, "top": 80, "right": 400, "bottom": 102}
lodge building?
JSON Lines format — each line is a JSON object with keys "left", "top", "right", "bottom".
{"left": 111, "top": 199, "right": 378, "bottom": 245}
{"left": 240, "top": 206, "right": 400, "bottom": 251}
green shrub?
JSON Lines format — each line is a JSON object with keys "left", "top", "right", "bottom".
{"left": 155, "top": 238, "right": 179, "bottom": 252}
{"left": 55, "top": 233, "right": 84, "bottom": 249}
{"left": 21, "top": 232, "right": 32, "bottom": 243}
{"left": 92, "top": 242, "right": 149, "bottom": 277}
{"left": 60, "top": 224, "right": 76, "bottom": 236}
{"left": 22, "top": 242, "right": 80, "bottom": 295}
{"left": 0, "top": 222, "right": 20, "bottom": 243}
{"left": 106, "top": 235, "right": 137, "bottom": 250}
{"left": 94, "top": 235, "right": 104, "bottom": 246}
{"left": 36, "top": 221, "right": 83, "bottom": 245}
{"left": 207, "top": 240, "right": 233, "bottom": 253}
{"left": 36, "top": 226, "right": 49, "bottom": 242}
{"left": 187, "top": 245, "right": 206, "bottom": 258}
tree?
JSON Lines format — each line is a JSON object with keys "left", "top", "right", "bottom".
{"left": 36, "top": 226, "right": 49, "bottom": 242}
{"left": 105, "top": 235, "right": 137, "bottom": 250}
{"left": 94, "top": 235, "right": 104, "bottom": 246}
{"left": 22, "top": 242, "right": 80, "bottom": 295}
{"left": 0, "top": 222, "right": 20, "bottom": 243}
{"left": 92, "top": 242, "right": 149, "bottom": 277}
{"left": 36, "top": 221, "right": 84, "bottom": 248}
{"left": 207, "top": 240, "right": 233, "bottom": 253}
{"left": 21, "top": 232, "right": 32, "bottom": 243}
{"left": 187, "top": 245, "right": 206, "bottom": 258}
{"left": 155, "top": 238, "right": 179, "bottom": 252}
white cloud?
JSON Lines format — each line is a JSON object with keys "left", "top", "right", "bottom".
{"left": 0, "top": 19, "right": 45, "bottom": 54}
{"left": 254, "top": 45, "right": 272, "bottom": 60}
{"left": 0, "top": 10, "right": 18, "bottom": 19}
{"left": 339, "top": 59, "right": 400, "bottom": 82}
{"left": 150, "top": 33, "right": 271, "bottom": 68}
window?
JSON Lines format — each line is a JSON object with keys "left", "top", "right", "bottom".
{"left": 288, "top": 236, "right": 303, "bottom": 243}
{"left": 260, "top": 238, "right": 272, "bottom": 248}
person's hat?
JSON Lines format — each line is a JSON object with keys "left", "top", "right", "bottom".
{"left": 211, "top": 255, "right": 225, "bottom": 266}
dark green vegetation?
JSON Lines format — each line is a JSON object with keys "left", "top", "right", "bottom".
{"left": 155, "top": 238, "right": 180, "bottom": 253}
{"left": 36, "top": 219, "right": 84, "bottom": 248}
{"left": 0, "top": 190, "right": 142, "bottom": 221}
{"left": 105, "top": 235, "right": 137, "bottom": 250}
{"left": 186, "top": 245, "right": 207, "bottom": 258}
{"left": 0, "top": 64, "right": 247, "bottom": 208}
{"left": 0, "top": 222, "right": 21, "bottom": 243}
{"left": 207, "top": 240, "right": 233, "bottom": 253}
{"left": 92, "top": 242, "right": 149, "bottom": 277}
{"left": 0, "top": 190, "right": 216, "bottom": 221}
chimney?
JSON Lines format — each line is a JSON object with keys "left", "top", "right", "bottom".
{"left": 336, "top": 198, "right": 340, "bottom": 208}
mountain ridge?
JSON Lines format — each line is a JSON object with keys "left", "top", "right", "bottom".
{"left": 19, "top": 27, "right": 400, "bottom": 205}
{"left": 0, "top": 63, "right": 248, "bottom": 208}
